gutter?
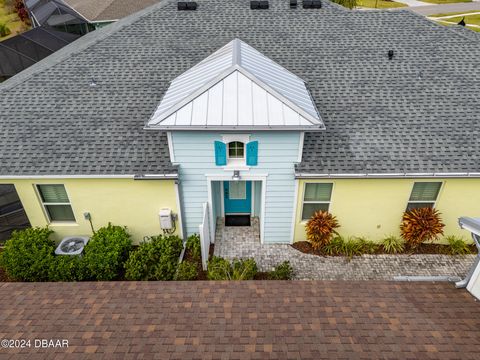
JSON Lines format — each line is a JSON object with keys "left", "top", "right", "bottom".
{"left": 295, "top": 172, "right": 480, "bottom": 179}
{"left": 455, "top": 218, "right": 480, "bottom": 289}
{"left": 0, "top": 174, "right": 178, "bottom": 180}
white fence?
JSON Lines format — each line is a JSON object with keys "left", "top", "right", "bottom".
{"left": 198, "top": 202, "right": 211, "bottom": 270}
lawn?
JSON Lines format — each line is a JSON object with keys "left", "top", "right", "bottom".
{"left": 357, "top": 0, "right": 407, "bottom": 8}
{"left": 430, "top": 11, "right": 480, "bottom": 32}
{"left": 0, "top": 0, "right": 29, "bottom": 41}
{"left": 420, "top": 0, "right": 471, "bottom": 4}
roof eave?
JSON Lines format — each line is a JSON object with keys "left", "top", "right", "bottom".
{"left": 295, "top": 172, "right": 480, "bottom": 179}
{"left": 144, "top": 125, "right": 326, "bottom": 131}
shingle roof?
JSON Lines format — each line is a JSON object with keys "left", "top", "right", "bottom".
{"left": 0, "top": 0, "right": 479, "bottom": 176}
{"left": 62, "top": 0, "right": 160, "bottom": 22}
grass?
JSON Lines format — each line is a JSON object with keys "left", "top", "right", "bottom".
{"left": 357, "top": 0, "right": 407, "bottom": 8}
{"left": 0, "top": 0, "right": 29, "bottom": 41}
{"left": 430, "top": 11, "right": 480, "bottom": 32}
{"left": 420, "top": 0, "right": 470, "bottom": 4}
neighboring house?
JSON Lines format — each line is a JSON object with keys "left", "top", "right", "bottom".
{"left": 0, "top": 26, "right": 80, "bottom": 81}
{"left": 0, "top": 0, "right": 479, "bottom": 246}
{"left": 25, "top": 0, "right": 160, "bottom": 33}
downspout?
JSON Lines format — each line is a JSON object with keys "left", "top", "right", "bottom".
{"left": 455, "top": 232, "right": 480, "bottom": 288}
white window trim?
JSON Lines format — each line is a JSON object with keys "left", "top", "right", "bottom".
{"left": 406, "top": 181, "right": 443, "bottom": 211}
{"left": 35, "top": 184, "right": 76, "bottom": 224}
{"left": 221, "top": 134, "right": 251, "bottom": 170}
{"left": 300, "top": 182, "right": 334, "bottom": 222}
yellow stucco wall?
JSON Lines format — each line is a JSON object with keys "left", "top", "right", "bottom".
{"left": 293, "top": 178, "right": 480, "bottom": 243}
{"left": 0, "top": 178, "right": 180, "bottom": 244}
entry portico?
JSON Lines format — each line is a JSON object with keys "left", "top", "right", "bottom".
{"left": 146, "top": 38, "right": 324, "bottom": 244}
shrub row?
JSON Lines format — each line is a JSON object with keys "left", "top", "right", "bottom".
{"left": 0, "top": 225, "right": 187, "bottom": 282}
{"left": 207, "top": 257, "right": 294, "bottom": 280}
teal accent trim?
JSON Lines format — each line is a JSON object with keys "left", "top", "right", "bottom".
{"left": 214, "top": 141, "right": 226, "bottom": 166}
{"left": 224, "top": 181, "right": 252, "bottom": 214}
{"left": 246, "top": 141, "right": 258, "bottom": 166}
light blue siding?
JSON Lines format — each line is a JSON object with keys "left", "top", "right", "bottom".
{"left": 171, "top": 131, "right": 301, "bottom": 244}
{"left": 254, "top": 181, "right": 262, "bottom": 217}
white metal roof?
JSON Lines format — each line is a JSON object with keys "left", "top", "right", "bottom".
{"left": 146, "top": 39, "right": 324, "bottom": 130}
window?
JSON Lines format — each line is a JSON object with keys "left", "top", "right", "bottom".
{"left": 229, "top": 181, "right": 246, "bottom": 199}
{"left": 406, "top": 182, "right": 442, "bottom": 211}
{"left": 228, "top": 142, "right": 244, "bottom": 159}
{"left": 37, "top": 185, "right": 75, "bottom": 222}
{"left": 301, "top": 183, "right": 333, "bottom": 221}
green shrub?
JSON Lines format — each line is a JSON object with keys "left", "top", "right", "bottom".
{"left": 358, "top": 238, "right": 379, "bottom": 254}
{"left": 0, "top": 227, "right": 55, "bottom": 281}
{"left": 49, "top": 255, "right": 84, "bottom": 282}
{"left": 124, "top": 234, "right": 183, "bottom": 281}
{"left": 382, "top": 236, "right": 405, "bottom": 254}
{"left": 207, "top": 256, "right": 257, "bottom": 280}
{"left": 82, "top": 223, "right": 132, "bottom": 281}
{"left": 175, "top": 261, "right": 198, "bottom": 280}
{"left": 186, "top": 234, "right": 201, "bottom": 260}
{"left": 446, "top": 236, "right": 471, "bottom": 255}
{"left": 323, "top": 236, "right": 344, "bottom": 255}
{"left": 268, "top": 261, "right": 294, "bottom": 280}
{"left": 341, "top": 237, "right": 364, "bottom": 257}
{"left": 0, "top": 23, "right": 11, "bottom": 37}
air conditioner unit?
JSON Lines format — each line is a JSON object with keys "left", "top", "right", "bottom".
{"left": 55, "top": 236, "right": 90, "bottom": 256}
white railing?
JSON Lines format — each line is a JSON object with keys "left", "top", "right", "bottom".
{"left": 198, "top": 202, "right": 211, "bottom": 270}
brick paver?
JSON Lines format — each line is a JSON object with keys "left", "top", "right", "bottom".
{"left": 0, "top": 281, "right": 479, "bottom": 359}
{"left": 214, "top": 218, "right": 476, "bottom": 280}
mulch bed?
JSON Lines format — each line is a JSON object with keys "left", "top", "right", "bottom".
{"left": 292, "top": 241, "right": 477, "bottom": 257}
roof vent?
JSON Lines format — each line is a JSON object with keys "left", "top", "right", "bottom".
{"left": 388, "top": 50, "right": 394, "bottom": 60}
{"left": 303, "top": 0, "right": 321, "bottom": 8}
{"left": 290, "top": 0, "right": 297, "bottom": 8}
{"left": 250, "top": 1, "right": 269, "bottom": 9}
{"left": 177, "top": 1, "right": 197, "bottom": 10}
{"left": 458, "top": 17, "right": 466, "bottom": 26}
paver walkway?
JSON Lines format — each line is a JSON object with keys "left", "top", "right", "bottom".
{"left": 213, "top": 218, "right": 476, "bottom": 280}
{"left": 0, "top": 281, "right": 479, "bottom": 359}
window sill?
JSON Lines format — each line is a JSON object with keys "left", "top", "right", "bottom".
{"left": 48, "top": 222, "right": 79, "bottom": 227}
{"left": 222, "top": 165, "right": 250, "bottom": 171}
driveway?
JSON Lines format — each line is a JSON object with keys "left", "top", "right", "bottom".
{"left": 0, "top": 281, "right": 479, "bottom": 359}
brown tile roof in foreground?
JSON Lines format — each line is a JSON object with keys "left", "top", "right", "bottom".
{"left": 0, "top": 280, "right": 479, "bottom": 359}
{"left": 62, "top": 0, "right": 160, "bottom": 21}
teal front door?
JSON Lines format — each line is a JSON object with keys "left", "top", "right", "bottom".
{"left": 224, "top": 181, "right": 251, "bottom": 214}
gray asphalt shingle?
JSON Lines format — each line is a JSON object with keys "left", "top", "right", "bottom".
{"left": 0, "top": 0, "right": 478, "bottom": 176}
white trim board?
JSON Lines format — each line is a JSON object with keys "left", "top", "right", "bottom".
{"left": 207, "top": 174, "right": 267, "bottom": 244}
{"left": 0, "top": 174, "right": 178, "bottom": 180}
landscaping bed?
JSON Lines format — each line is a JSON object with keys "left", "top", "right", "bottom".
{"left": 292, "top": 240, "right": 477, "bottom": 257}
{"left": 0, "top": 0, "right": 30, "bottom": 41}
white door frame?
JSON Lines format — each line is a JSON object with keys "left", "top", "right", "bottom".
{"left": 206, "top": 174, "right": 267, "bottom": 244}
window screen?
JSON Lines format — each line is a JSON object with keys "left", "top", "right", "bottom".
{"left": 302, "top": 183, "right": 333, "bottom": 220}
{"left": 407, "top": 182, "right": 442, "bottom": 211}
{"left": 37, "top": 185, "right": 75, "bottom": 222}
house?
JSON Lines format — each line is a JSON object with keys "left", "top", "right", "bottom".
{"left": 25, "top": 0, "right": 161, "bottom": 34}
{"left": 0, "top": 0, "right": 479, "bottom": 246}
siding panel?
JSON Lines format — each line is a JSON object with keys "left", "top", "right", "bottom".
{"left": 172, "top": 131, "right": 300, "bottom": 243}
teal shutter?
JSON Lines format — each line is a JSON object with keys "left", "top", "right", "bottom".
{"left": 246, "top": 141, "right": 258, "bottom": 166}
{"left": 214, "top": 141, "right": 227, "bottom": 166}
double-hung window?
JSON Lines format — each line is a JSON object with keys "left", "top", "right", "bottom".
{"left": 406, "top": 182, "right": 442, "bottom": 211}
{"left": 37, "top": 184, "right": 75, "bottom": 222}
{"left": 301, "top": 183, "right": 333, "bottom": 221}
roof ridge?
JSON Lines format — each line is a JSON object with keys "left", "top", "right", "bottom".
{"left": 0, "top": 0, "right": 171, "bottom": 92}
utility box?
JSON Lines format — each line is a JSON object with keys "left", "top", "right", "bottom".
{"left": 159, "top": 208, "right": 173, "bottom": 230}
